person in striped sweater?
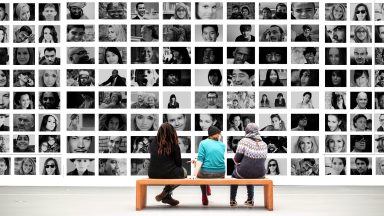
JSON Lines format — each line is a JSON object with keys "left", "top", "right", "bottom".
{"left": 229, "top": 123, "right": 268, "bottom": 207}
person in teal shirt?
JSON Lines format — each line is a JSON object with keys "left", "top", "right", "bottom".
{"left": 193, "top": 125, "right": 225, "bottom": 206}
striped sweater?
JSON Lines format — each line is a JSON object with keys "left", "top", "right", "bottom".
{"left": 234, "top": 135, "right": 268, "bottom": 178}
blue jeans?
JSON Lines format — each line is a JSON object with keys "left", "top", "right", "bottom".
{"left": 230, "top": 171, "right": 254, "bottom": 201}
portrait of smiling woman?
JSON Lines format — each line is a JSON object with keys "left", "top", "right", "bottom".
{"left": 131, "top": 114, "right": 158, "bottom": 131}
{"left": 39, "top": 70, "right": 60, "bottom": 87}
{"left": 100, "top": 47, "right": 125, "bottom": 64}
{"left": 41, "top": 157, "right": 60, "bottom": 175}
{"left": 13, "top": 47, "right": 35, "bottom": 65}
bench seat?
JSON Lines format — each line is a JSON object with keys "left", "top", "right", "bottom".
{"left": 136, "top": 178, "right": 273, "bottom": 211}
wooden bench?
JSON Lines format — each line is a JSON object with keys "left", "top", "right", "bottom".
{"left": 136, "top": 178, "right": 273, "bottom": 211}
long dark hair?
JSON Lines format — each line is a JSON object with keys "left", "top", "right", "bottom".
{"left": 156, "top": 122, "right": 178, "bottom": 156}
{"left": 39, "top": 25, "right": 58, "bottom": 43}
{"left": 262, "top": 69, "right": 283, "bottom": 86}
{"left": 104, "top": 47, "right": 123, "bottom": 64}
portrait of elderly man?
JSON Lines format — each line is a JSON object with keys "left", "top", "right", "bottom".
{"left": 351, "top": 47, "right": 372, "bottom": 65}
{"left": 353, "top": 92, "right": 369, "bottom": 109}
{"left": 13, "top": 114, "right": 35, "bottom": 131}
{"left": 227, "top": 47, "right": 252, "bottom": 64}
{"left": 39, "top": 47, "right": 60, "bottom": 65}
{"left": 67, "top": 2, "right": 89, "bottom": 19}
{"left": 67, "top": 47, "right": 95, "bottom": 64}
{"left": 67, "top": 158, "right": 94, "bottom": 176}
{"left": 39, "top": 92, "right": 60, "bottom": 109}
{"left": 99, "top": 158, "right": 122, "bottom": 176}
{"left": 102, "top": 136, "right": 125, "bottom": 153}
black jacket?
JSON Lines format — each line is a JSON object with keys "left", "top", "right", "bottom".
{"left": 148, "top": 139, "right": 184, "bottom": 179}
{"left": 100, "top": 75, "right": 126, "bottom": 86}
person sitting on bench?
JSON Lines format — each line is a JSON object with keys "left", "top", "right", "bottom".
{"left": 229, "top": 123, "right": 268, "bottom": 207}
{"left": 148, "top": 123, "right": 187, "bottom": 206}
{"left": 192, "top": 125, "right": 225, "bottom": 206}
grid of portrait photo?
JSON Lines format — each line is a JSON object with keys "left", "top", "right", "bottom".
{"left": 1, "top": 1, "right": 384, "bottom": 184}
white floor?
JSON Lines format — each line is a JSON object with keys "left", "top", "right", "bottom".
{"left": 0, "top": 186, "right": 383, "bottom": 216}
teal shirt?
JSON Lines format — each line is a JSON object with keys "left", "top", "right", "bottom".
{"left": 197, "top": 138, "right": 225, "bottom": 173}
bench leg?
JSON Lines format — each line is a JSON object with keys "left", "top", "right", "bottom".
{"left": 263, "top": 184, "right": 273, "bottom": 211}
{"left": 136, "top": 182, "right": 147, "bottom": 211}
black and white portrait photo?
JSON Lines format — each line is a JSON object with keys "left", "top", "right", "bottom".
{"left": 291, "top": 69, "right": 319, "bottom": 86}
{"left": 67, "top": 25, "right": 95, "bottom": 42}
{"left": 131, "top": 136, "right": 153, "bottom": 153}
{"left": 265, "top": 158, "right": 287, "bottom": 176}
{"left": 227, "top": 24, "right": 255, "bottom": 42}
{"left": 67, "top": 47, "right": 95, "bottom": 64}
{"left": 99, "top": 25, "right": 127, "bottom": 42}
{"left": 227, "top": 114, "right": 255, "bottom": 131}
{"left": 67, "top": 136, "right": 95, "bottom": 153}
{"left": 13, "top": 92, "right": 35, "bottom": 109}
{"left": 67, "top": 114, "right": 95, "bottom": 131}
{"left": 67, "top": 158, "right": 95, "bottom": 176}
{"left": 292, "top": 24, "right": 319, "bottom": 42}
{"left": 262, "top": 136, "right": 287, "bottom": 153}
{"left": 291, "top": 92, "right": 319, "bottom": 109}
{"left": 131, "top": 25, "right": 159, "bottom": 42}
{"left": 227, "top": 2, "right": 255, "bottom": 19}
{"left": 99, "top": 91, "right": 127, "bottom": 109}
{"left": 195, "top": 69, "right": 223, "bottom": 86}
{"left": 291, "top": 114, "right": 319, "bottom": 131}
{"left": 163, "top": 69, "right": 191, "bottom": 86}
{"left": 131, "top": 47, "right": 159, "bottom": 64}
{"left": 66, "top": 2, "right": 95, "bottom": 20}
{"left": 13, "top": 70, "right": 35, "bottom": 87}
{"left": 325, "top": 157, "right": 347, "bottom": 175}
{"left": 259, "top": 114, "right": 287, "bottom": 131}
{"left": 196, "top": 24, "right": 222, "bottom": 42}
{"left": 259, "top": 47, "right": 287, "bottom": 64}
{"left": 195, "top": 91, "right": 223, "bottom": 109}
{"left": 130, "top": 2, "right": 159, "bottom": 20}
{"left": 67, "top": 92, "right": 95, "bottom": 109}
{"left": 163, "top": 92, "right": 191, "bottom": 109}
{"left": 259, "top": 2, "right": 287, "bottom": 19}
{"left": 99, "top": 69, "right": 127, "bottom": 86}
{"left": 99, "top": 2, "right": 127, "bottom": 19}
{"left": 227, "top": 47, "right": 254, "bottom": 64}
{"left": 325, "top": 25, "right": 347, "bottom": 43}
{"left": 99, "top": 158, "right": 127, "bottom": 176}
{"left": 259, "top": 92, "right": 287, "bottom": 109}
{"left": 13, "top": 135, "right": 35, "bottom": 152}
{"left": 99, "top": 114, "right": 127, "bottom": 131}
{"left": 164, "top": 25, "right": 191, "bottom": 42}
{"left": 67, "top": 69, "right": 95, "bottom": 86}
{"left": 195, "top": 114, "right": 223, "bottom": 131}
{"left": 163, "top": 114, "right": 191, "bottom": 131}
{"left": 195, "top": 47, "right": 223, "bottom": 64}
{"left": 324, "top": 92, "right": 347, "bottom": 109}
{"left": 99, "top": 136, "right": 127, "bottom": 153}
{"left": 38, "top": 135, "right": 60, "bottom": 153}
{"left": 164, "top": 47, "right": 191, "bottom": 64}
{"left": 291, "top": 158, "right": 319, "bottom": 176}
{"left": 351, "top": 92, "right": 372, "bottom": 109}
{"left": 39, "top": 70, "right": 60, "bottom": 87}
{"left": 291, "top": 136, "right": 319, "bottom": 153}
{"left": 291, "top": 47, "right": 319, "bottom": 64}
{"left": 99, "top": 47, "right": 127, "bottom": 64}
{"left": 227, "top": 91, "right": 255, "bottom": 109}
{"left": 259, "top": 25, "right": 287, "bottom": 42}
{"left": 227, "top": 69, "right": 255, "bottom": 86}
{"left": 39, "top": 92, "right": 60, "bottom": 109}
{"left": 259, "top": 69, "right": 287, "bottom": 86}
{"left": 39, "top": 3, "right": 60, "bottom": 21}
{"left": 131, "top": 114, "right": 158, "bottom": 131}
{"left": 131, "top": 92, "right": 159, "bottom": 109}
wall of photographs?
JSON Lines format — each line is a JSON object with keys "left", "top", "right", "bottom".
{"left": 1, "top": 0, "right": 384, "bottom": 186}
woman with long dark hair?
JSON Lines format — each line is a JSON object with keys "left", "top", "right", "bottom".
{"left": 148, "top": 123, "right": 187, "bottom": 206}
